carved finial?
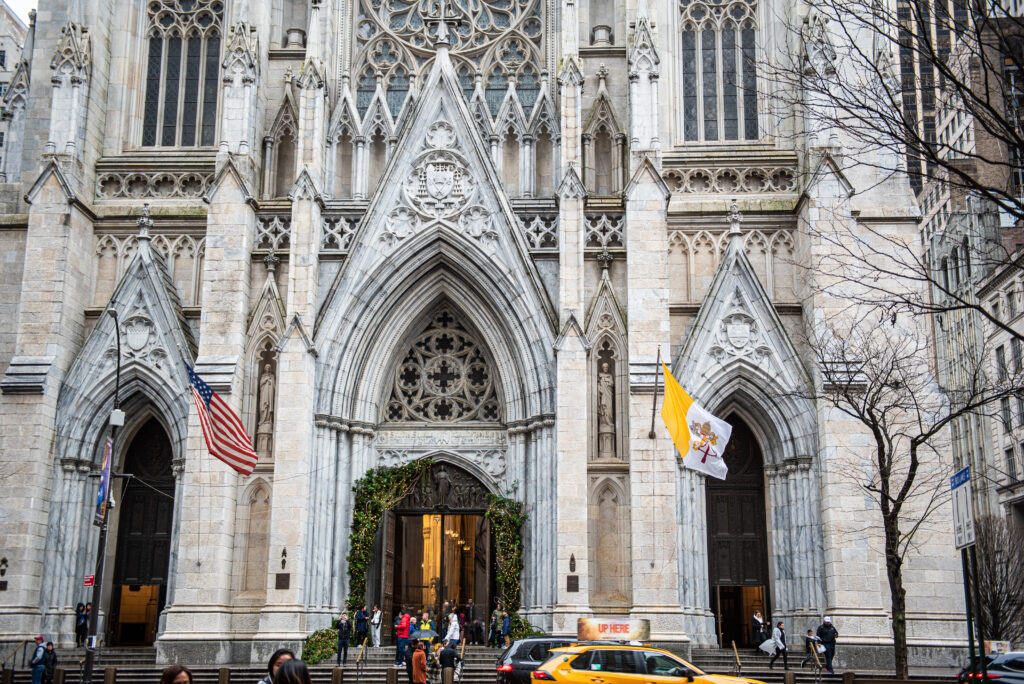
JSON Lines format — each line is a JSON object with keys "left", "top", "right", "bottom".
{"left": 264, "top": 248, "right": 279, "bottom": 273}
{"left": 597, "top": 63, "right": 609, "bottom": 88}
{"left": 597, "top": 247, "right": 613, "bottom": 274}
{"left": 726, "top": 199, "right": 743, "bottom": 246}
{"left": 137, "top": 203, "right": 153, "bottom": 243}
{"left": 430, "top": 0, "right": 458, "bottom": 50}
{"left": 284, "top": 66, "right": 293, "bottom": 84}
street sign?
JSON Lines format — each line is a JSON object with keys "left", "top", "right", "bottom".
{"left": 84, "top": 574, "right": 95, "bottom": 587}
{"left": 951, "top": 466, "right": 975, "bottom": 549}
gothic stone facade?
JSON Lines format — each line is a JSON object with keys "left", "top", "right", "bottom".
{"left": 0, "top": 0, "right": 964, "bottom": 669}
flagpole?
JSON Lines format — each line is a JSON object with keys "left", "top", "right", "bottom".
{"left": 649, "top": 347, "right": 661, "bottom": 439}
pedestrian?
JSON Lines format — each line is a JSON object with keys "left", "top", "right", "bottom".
{"left": 259, "top": 648, "right": 295, "bottom": 684}
{"left": 769, "top": 621, "right": 788, "bottom": 670}
{"left": 335, "top": 612, "right": 352, "bottom": 666}
{"left": 501, "top": 609, "right": 511, "bottom": 648}
{"left": 801, "top": 630, "right": 820, "bottom": 668}
{"left": 159, "top": 665, "right": 193, "bottom": 684}
{"left": 816, "top": 617, "right": 839, "bottom": 674}
{"left": 274, "top": 660, "right": 312, "bottom": 684}
{"left": 750, "top": 610, "right": 766, "bottom": 644}
{"left": 396, "top": 608, "right": 412, "bottom": 666}
{"left": 41, "top": 642, "right": 57, "bottom": 684}
{"left": 29, "top": 636, "right": 45, "bottom": 684}
{"left": 371, "top": 604, "right": 383, "bottom": 648}
{"left": 418, "top": 612, "right": 433, "bottom": 647}
{"left": 354, "top": 605, "right": 369, "bottom": 648}
{"left": 490, "top": 602, "right": 503, "bottom": 648}
{"left": 405, "top": 640, "right": 416, "bottom": 684}
{"left": 464, "top": 599, "right": 479, "bottom": 645}
{"left": 75, "top": 603, "right": 88, "bottom": 647}
{"left": 439, "top": 640, "right": 460, "bottom": 684}
{"left": 444, "top": 611, "right": 460, "bottom": 649}
{"left": 412, "top": 642, "right": 428, "bottom": 684}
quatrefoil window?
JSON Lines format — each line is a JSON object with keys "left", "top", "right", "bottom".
{"left": 384, "top": 310, "right": 502, "bottom": 423}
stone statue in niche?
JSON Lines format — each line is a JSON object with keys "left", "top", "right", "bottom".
{"left": 597, "top": 360, "right": 616, "bottom": 459}
{"left": 256, "top": 361, "right": 276, "bottom": 459}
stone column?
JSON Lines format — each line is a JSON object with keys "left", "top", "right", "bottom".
{"left": 623, "top": 160, "right": 685, "bottom": 640}
{"left": 157, "top": 162, "right": 254, "bottom": 664}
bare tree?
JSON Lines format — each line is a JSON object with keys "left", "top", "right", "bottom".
{"left": 972, "top": 514, "right": 1024, "bottom": 643}
{"left": 767, "top": 0, "right": 1024, "bottom": 337}
{"left": 808, "top": 311, "right": 1011, "bottom": 678}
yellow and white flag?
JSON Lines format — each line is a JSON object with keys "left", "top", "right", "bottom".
{"left": 659, "top": 363, "right": 732, "bottom": 480}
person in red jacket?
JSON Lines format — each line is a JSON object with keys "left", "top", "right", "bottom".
{"left": 395, "top": 607, "right": 412, "bottom": 666}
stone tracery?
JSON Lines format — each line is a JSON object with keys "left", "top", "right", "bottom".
{"left": 384, "top": 310, "right": 502, "bottom": 424}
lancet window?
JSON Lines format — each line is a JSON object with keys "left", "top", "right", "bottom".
{"left": 142, "top": 0, "right": 223, "bottom": 147}
{"left": 383, "top": 310, "right": 502, "bottom": 424}
{"left": 678, "top": 0, "right": 759, "bottom": 142}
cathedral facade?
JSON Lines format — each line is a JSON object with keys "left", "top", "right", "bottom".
{"left": 0, "top": 0, "right": 964, "bottom": 668}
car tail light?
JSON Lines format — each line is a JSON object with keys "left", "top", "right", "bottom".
{"left": 968, "top": 674, "right": 1002, "bottom": 679}
{"left": 497, "top": 665, "right": 514, "bottom": 672}
{"left": 533, "top": 671, "right": 557, "bottom": 680}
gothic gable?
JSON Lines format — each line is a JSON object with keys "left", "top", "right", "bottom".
{"left": 55, "top": 222, "right": 196, "bottom": 464}
{"left": 676, "top": 229, "right": 810, "bottom": 400}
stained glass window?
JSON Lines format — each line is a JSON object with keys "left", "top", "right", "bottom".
{"left": 679, "top": 0, "right": 759, "bottom": 142}
{"left": 141, "top": 0, "right": 223, "bottom": 147}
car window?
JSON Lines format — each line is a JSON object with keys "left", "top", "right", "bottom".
{"left": 590, "top": 650, "right": 640, "bottom": 674}
{"left": 528, "top": 642, "right": 572, "bottom": 662}
{"left": 570, "top": 653, "right": 593, "bottom": 670}
{"left": 643, "top": 654, "right": 686, "bottom": 677}
{"left": 1002, "top": 657, "right": 1024, "bottom": 672}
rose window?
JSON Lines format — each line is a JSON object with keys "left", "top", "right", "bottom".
{"left": 384, "top": 310, "right": 502, "bottom": 423}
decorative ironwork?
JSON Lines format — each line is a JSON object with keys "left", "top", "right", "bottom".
{"left": 384, "top": 310, "right": 502, "bottom": 424}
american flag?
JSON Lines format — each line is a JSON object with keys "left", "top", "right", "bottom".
{"left": 188, "top": 365, "right": 258, "bottom": 476}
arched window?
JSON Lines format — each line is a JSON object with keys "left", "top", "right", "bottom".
{"left": 679, "top": 0, "right": 758, "bottom": 142}
{"left": 142, "top": 0, "right": 223, "bottom": 147}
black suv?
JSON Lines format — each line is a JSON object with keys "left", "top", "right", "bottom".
{"left": 495, "top": 638, "right": 620, "bottom": 684}
{"left": 958, "top": 653, "right": 1024, "bottom": 684}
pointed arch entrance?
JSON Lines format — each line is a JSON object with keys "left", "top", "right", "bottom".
{"left": 108, "top": 418, "right": 175, "bottom": 645}
{"left": 371, "top": 462, "right": 494, "bottom": 636}
{"left": 706, "top": 414, "right": 770, "bottom": 648}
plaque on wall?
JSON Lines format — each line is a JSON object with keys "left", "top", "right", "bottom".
{"left": 276, "top": 573, "right": 290, "bottom": 590}
{"left": 566, "top": 575, "right": 579, "bottom": 593}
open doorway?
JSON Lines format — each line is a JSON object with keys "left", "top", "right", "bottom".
{"left": 108, "top": 418, "right": 175, "bottom": 646}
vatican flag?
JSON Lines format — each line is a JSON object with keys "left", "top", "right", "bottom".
{"left": 660, "top": 363, "right": 732, "bottom": 480}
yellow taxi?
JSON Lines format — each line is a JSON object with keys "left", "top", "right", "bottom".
{"left": 531, "top": 644, "right": 766, "bottom": 684}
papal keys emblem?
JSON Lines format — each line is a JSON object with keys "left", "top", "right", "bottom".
{"left": 426, "top": 162, "right": 455, "bottom": 200}
{"left": 689, "top": 420, "right": 721, "bottom": 463}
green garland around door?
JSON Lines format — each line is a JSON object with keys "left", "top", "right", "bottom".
{"left": 345, "top": 458, "right": 433, "bottom": 613}
{"left": 486, "top": 492, "right": 546, "bottom": 638}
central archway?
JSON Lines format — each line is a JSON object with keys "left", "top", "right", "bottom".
{"left": 371, "top": 462, "right": 494, "bottom": 638}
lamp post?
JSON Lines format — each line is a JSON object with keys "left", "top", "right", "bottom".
{"left": 82, "top": 308, "right": 123, "bottom": 684}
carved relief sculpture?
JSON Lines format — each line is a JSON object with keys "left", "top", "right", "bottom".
{"left": 597, "top": 361, "right": 616, "bottom": 459}
{"left": 256, "top": 362, "right": 276, "bottom": 459}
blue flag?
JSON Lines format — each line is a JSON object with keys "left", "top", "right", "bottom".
{"left": 94, "top": 437, "right": 112, "bottom": 526}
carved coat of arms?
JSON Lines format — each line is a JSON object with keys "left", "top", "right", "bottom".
{"left": 426, "top": 162, "right": 455, "bottom": 200}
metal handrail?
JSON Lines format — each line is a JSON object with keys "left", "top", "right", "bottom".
{"left": 1, "top": 639, "right": 33, "bottom": 668}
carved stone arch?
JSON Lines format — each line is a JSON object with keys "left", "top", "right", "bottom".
{"left": 583, "top": 93, "right": 625, "bottom": 195}
{"left": 667, "top": 230, "right": 692, "bottom": 304}
{"left": 391, "top": 456, "right": 500, "bottom": 513}
{"left": 268, "top": 91, "right": 299, "bottom": 198}
{"left": 587, "top": 473, "right": 632, "bottom": 607}
{"left": 244, "top": 275, "right": 286, "bottom": 462}
{"left": 94, "top": 235, "right": 121, "bottom": 307}
{"left": 329, "top": 93, "right": 359, "bottom": 198}
{"left": 769, "top": 229, "right": 796, "bottom": 301}
{"left": 743, "top": 229, "right": 770, "bottom": 292}
{"left": 585, "top": 279, "right": 628, "bottom": 464}
{"left": 237, "top": 477, "right": 272, "bottom": 595}
{"left": 691, "top": 230, "right": 718, "bottom": 301}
